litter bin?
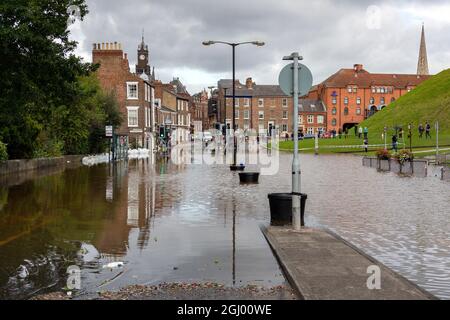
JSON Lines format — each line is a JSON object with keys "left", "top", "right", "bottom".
{"left": 239, "top": 172, "right": 260, "bottom": 183}
{"left": 267, "top": 193, "right": 307, "bottom": 226}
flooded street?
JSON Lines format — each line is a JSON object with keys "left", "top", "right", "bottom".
{"left": 1, "top": 148, "right": 450, "bottom": 299}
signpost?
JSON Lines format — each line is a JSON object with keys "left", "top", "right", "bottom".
{"left": 106, "top": 125, "right": 113, "bottom": 162}
{"left": 279, "top": 53, "right": 313, "bottom": 230}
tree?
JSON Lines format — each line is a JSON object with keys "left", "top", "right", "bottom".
{"left": 0, "top": 0, "right": 92, "bottom": 159}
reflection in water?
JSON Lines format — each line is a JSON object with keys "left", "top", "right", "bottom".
{"left": 1, "top": 150, "right": 449, "bottom": 300}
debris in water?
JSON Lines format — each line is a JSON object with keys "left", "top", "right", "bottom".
{"left": 102, "top": 262, "right": 124, "bottom": 269}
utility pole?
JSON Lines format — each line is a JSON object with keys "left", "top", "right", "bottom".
{"left": 436, "top": 121, "right": 439, "bottom": 163}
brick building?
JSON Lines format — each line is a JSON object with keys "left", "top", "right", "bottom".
{"left": 92, "top": 42, "right": 155, "bottom": 149}
{"left": 192, "top": 89, "right": 209, "bottom": 132}
{"left": 306, "top": 64, "right": 431, "bottom": 132}
{"left": 153, "top": 78, "right": 191, "bottom": 144}
{"left": 217, "top": 78, "right": 327, "bottom": 137}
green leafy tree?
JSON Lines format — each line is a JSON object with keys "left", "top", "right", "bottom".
{"left": 0, "top": 0, "right": 92, "bottom": 159}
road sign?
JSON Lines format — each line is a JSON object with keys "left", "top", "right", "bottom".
{"left": 278, "top": 63, "right": 313, "bottom": 97}
{"left": 105, "top": 125, "right": 113, "bottom": 137}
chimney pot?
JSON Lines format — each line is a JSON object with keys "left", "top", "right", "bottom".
{"left": 354, "top": 64, "right": 363, "bottom": 72}
{"left": 246, "top": 77, "right": 253, "bottom": 89}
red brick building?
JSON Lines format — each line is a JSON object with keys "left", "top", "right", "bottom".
{"left": 217, "top": 78, "right": 327, "bottom": 137}
{"left": 192, "top": 89, "right": 209, "bottom": 132}
{"left": 307, "top": 64, "right": 431, "bottom": 132}
{"left": 92, "top": 42, "right": 155, "bottom": 149}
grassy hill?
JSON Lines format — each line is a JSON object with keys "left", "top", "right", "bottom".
{"left": 360, "top": 68, "right": 450, "bottom": 145}
{"left": 277, "top": 69, "right": 450, "bottom": 154}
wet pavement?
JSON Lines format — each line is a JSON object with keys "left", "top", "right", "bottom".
{"left": 1, "top": 145, "right": 450, "bottom": 299}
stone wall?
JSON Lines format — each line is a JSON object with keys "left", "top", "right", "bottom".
{"left": 0, "top": 155, "right": 84, "bottom": 177}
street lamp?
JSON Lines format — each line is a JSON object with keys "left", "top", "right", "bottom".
{"left": 203, "top": 40, "right": 265, "bottom": 169}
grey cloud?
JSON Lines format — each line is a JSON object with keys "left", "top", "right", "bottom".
{"left": 76, "top": 0, "right": 450, "bottom": 93}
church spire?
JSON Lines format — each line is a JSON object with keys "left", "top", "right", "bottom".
{"left": 417, "top": 23, "right": 429, "bottom": 75}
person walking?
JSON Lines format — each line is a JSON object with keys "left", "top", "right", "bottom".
{"left": 425, "top": 121, "right": 432, "bottom": 139}
{"left": 418, "top": 123, "right": 424, "bottom": 138}
{"left": 392, "top": 134, "right": 398, "bottom": 152}
{"left": 358, "top": 126, "right": 363, "bottom": 139}
{"left": 364, "top": 137, "right": 369, "bottom": 153}
{"left": 363, "top": 127, "right": 368, "bottom": 139}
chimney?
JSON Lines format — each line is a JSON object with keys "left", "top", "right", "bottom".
{"left": 354, "top": 64, "right": 363, "bottom": 72}
{"left": 246, "top": 77, "right": 253, "bottom": 89}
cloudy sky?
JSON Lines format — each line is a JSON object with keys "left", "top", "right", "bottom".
{"left": 69, "top": 0, "right": 450, "bottom": 94}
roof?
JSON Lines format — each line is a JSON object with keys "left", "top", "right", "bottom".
{"left": 320, "top": 68, "right": 431, "bottom": 89}
{"left": 219, "top": 79, "right": 287, "bottom": 97}
{"left": 298, "top": 99, "right": 326, "bottom": 113}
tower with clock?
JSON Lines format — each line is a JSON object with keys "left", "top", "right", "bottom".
{"left": 136, "top": 33, "right": 152, "bottom": 79}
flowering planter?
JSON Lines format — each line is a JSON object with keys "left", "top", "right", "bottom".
{"left": 268, "top": 193, "right": 307, "bottom": 227}
{"left": 239, "top": 172, "right": 260, "bottom": 184}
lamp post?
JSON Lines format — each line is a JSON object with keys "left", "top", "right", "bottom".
{"left": 203, "top": 40, "right": 265, "bottom": 168}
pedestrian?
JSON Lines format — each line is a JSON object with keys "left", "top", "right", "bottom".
{"left": 344, "top": 128, "right": 348, "bottom": 139}
{"left": 285, "top": 133, "right": 289, "bottom": 142}
{"left": 354, "top": 125, "right": 358, "bottom": 137}
{"left": 363, "top": 127, "right": 368, "bottom": 139}
{"left": 364, "top": 137, "right": 369, "bottom": 153}
{"left": 392, "top": 134, "right": 398, "bottom": 152}
{"left": 256, "top": 136, "right": 260, "bottom": 144}
{"left": 358, "top": 126, "right": 363, "bottom": 139}
{"left": 418, "top": 123, "right": 424, "bottom": 138}
{"left": 425, "top": 121, "right": 431, "bottom": 139}
{"left": 338, "top": 128, "right": 342, "bottom": 139}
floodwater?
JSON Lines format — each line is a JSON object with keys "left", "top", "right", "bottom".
{"left": 1, "top": 146, "right": 450, "bottom": 299}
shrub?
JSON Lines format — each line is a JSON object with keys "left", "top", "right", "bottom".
{"left": 395, "top": 149, "right": 414, "bottom": 164}
{"left": 376, "top": 148, "right": 391, "bottom": 160}
{"left": 0, "top": 140, "right": 8, "bottom": 162}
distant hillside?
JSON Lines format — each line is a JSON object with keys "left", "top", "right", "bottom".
{"left": 361, "top": 69, "right": 450, "bottom": 136}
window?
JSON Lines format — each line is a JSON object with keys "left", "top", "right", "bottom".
{"left": 244, "top": 110, "right": 250, "bottom": 120}
{"left": 344, "top": 97, "right": 349, "bottom": 105}
{"left": 127, "top": 82, "right": 138, "bottom": 99}
{"left": 258, "top": 98, "right": 264, "bottom": 107}
{"left": 332, "top": 97, "right": 337, "bottom": 105}
{"left": 332, "top": 107, "right": 337, "bottom": 115}
{"left": 356, "top": 108, "right": 361, "bottom": 115}
{"left": 307, "top": 127, "right": 314, "bottom": 135}
{"left": 283, "top": 111, "right": 288, "bottom": 119}
{"left": 377, "top": 87, "right": 381, "bottom": 93}
{"left": 356, "top": 97, "right": 361, "bottom": 105}
{"left": 282, "top": 124, "right": 288, "bottom": 132}
{"left": 235, "top": 110, "right": 239, "bottom": 119}
{"left": 235, "top": 98, "right": 239, "bottom": 107}
{"left": 317, "top": 115, "right": 324, "bottom": 124}
{"left": 282, "top": 98, "right": 288, "bottom": 107}
{"left": 372, "top": 87, "right": 376, "bottom": 93}
{"left": 370, "top": 97, "right": 375, "bottom": 104}
{"left": 344, "top": 107, "right": 349, "bottom": 115}
{"left": 347, "top": 87, "right": 352, "bottom": 93}
{"left": 299, "top": 115, "right": 303, "bottom": 124}
{"left": 258, "top": 111, "right": 264, "bottom": 119}
{"left": 127, "top": 107, "right": 139, "bottom": 127}
{"left": 353, "top": 86, "right": 357, "bottom": 93}
{"left": 380, "top": 97, "right": 385, "bottom": 104}
{"left": 307, "top": 115, "right": 314, "bottom": 124}
{"left": 244, "top": 98, "right": 250, "bottom": 107}
{"left": 332, "top": 118, "right": 337, "bottom": 126}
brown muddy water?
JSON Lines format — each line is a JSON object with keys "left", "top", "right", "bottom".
{"left": 1, "top": 150, "right": 449, "bottom": 299}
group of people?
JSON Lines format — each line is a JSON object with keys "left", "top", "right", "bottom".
{"left": 418, "top": 122, "right": 433, "bottom": 139}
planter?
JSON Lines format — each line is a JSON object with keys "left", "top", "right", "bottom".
{"left": 230, "top": 165, "right": 245, "bottom": 171}
{"left": 239, "top": 172, "right": 260, "bottom": 184}
{"left": 268, "top": 193, "right": 307, "bottom": 227}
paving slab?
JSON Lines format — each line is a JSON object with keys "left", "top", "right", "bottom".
{"left": 262, "top": 226, "right": 437, "bottom": 300}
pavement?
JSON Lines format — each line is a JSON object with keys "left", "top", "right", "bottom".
{"left": 262, "top": 226, "right": 437, "bottom": 300}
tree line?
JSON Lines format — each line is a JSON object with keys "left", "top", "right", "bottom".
{"left": 0, "top": 0, "right": 122, "bottom": 160}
